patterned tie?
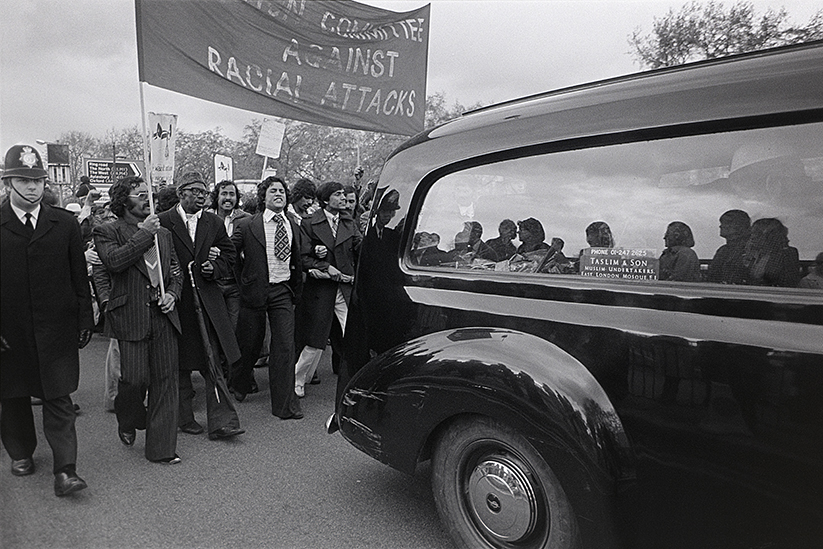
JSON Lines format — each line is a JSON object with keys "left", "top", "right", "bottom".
{"left": 330, "top": 215, "right": 338, "bottom": 240}
{"left": 144, "top": 243, "right": 162, "bottom": 287}
{"left": 273, "top": 214, "right": 289, "bottom": 261}
{"left": 24, "top": 213, "right": 35, "bottom": 235}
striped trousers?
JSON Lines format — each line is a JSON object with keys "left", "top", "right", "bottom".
{"left": 116, "top": 304, "right": 179, "bottom": 462}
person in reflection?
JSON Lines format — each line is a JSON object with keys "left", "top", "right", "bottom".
{"left": 799, "top": 252, "right": 823, "bottom": 289}
{"left": 412, "top": 232, "right": 449, "bottom": 266}
{"left": 516, "top": 218, "right": 550, "bottom": 255}
{"left": 486, "top": 219, "right": 517, "bottom": 261}
{"left": 585, "top": 221, "right": 615, "bottom": 248}
{"left": 707, "top": 209, "right": 751, "bottom": 285}
{"left": 659, "top": 221, "right": 701, "bottom": 282}
{"left": 742, "top": 218, "right": 801, "bottom": 287}
{"left": 449, "top": 221, "right": 498, "bottom": 263}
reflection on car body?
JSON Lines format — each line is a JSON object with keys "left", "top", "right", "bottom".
{"left": 333, "top": 41, "right": 823, "bottom": 549}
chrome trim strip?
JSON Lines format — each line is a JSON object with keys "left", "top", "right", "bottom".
{"left": 405, "top": 286, "right": 823, "bottom": 354}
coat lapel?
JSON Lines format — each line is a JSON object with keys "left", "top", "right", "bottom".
{"left": 0, "top": 201, "right": 30, "bottom": 239}
{"left": 29, "top": 204, "right": 56, "bottom": 245}
{"left": 170, "top": 210, "right": 195, "bottom": 255}
{"left": 311, "top": 210, "right": 335, "bottom": 250}
{"left": 250, "top": 213, "right": 266, "bottom": 250}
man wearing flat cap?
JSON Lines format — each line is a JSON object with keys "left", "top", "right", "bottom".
{"left": 1, "top": 144, "right": 94, "bottom": 496}
{"left": 158, "top": 172, "right": 243, "bottom": 440}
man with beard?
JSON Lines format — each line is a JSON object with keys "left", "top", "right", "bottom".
{"left": 208, "top": 180, "right": 249, "bottom": 329}
{"left": 93, "top": 176, "right": 183, "bottom": 464}
{"left": 159, "top": 172, "right": 243, "bottom": 440}
{"left": 230, "top": 177, "right": 304, "bottom": 419}
{"left": 1, "top": 144, "right": 94, "bottom": 495}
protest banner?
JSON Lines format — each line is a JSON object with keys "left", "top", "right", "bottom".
{"left": 148, "top": 112, "right": 177, "bottom": 186}
{"left": 135, "top": 0, "right": 430, "bottom": 136}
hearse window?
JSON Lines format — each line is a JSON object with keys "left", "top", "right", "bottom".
{"left": 411, "top": 123, "right": 823, "bottom": 290}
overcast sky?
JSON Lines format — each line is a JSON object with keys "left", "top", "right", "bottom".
{"left": 1, "top": 0, "right": 819, "bottom": 154}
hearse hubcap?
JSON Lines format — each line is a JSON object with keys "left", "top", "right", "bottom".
{"left": 467, "top": 456, "right": 538, "bottom": 541}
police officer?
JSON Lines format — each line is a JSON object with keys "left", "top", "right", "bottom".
{"left": 1, "top": 144, "right": 93, "bottom": 496}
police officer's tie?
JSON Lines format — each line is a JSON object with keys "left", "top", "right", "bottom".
{"left": 23, "top": 213, "right": 35, "bottom": 237}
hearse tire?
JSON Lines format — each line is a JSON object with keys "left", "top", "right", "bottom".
{"left": 431, "top": 416, "right": 579, "bottom": 549}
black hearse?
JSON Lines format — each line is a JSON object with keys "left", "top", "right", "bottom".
{"left": 334, "top": 42, "right": 823, "bottom": 549}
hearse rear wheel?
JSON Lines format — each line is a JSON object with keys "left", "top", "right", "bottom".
{"left": 431, "top": 416, "right": 579, "bottom": 549}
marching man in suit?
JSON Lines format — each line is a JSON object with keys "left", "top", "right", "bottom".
{"left": 93, "top": 176, "right": 183, "bottom": 464}
{"left": 1, "top": 144, "right": 93, "bottom": 496}
{"left": 230, "top": 177, "right": 304, "bottom": 419}
{"left": 294, "top": 182, "right": 362, "bottom": 398}
{"left": 158, "top": 172, "right": 243, "bottom": 440}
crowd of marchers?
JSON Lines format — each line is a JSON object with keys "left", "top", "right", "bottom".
{"left": 1, "top": 142, "right": 378, "bottom": 497}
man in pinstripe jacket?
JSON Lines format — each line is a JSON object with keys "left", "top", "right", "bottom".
{"left": 93, "top": 177, "right": 183, "bottom": 464}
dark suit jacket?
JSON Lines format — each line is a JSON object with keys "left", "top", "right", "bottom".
{"left": 1, "top": 201, "right": 94, "bottom": 400}
{"left": 159, "top": 209, "right": 241, "bottom": 369}
{"left": 92, "top": 218, "right": 182, "bottom": 340}
{"left": 299, "top": 209, "right": 362, "bottom": 348}
{"left": 231, "top": 210, "right": 303, "bottom": 309}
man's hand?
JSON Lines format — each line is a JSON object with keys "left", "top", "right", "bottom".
{"left": 159, "top": 292, "right": 176, "bottom": 314}
{"left": 201, "top": 260, "right": 214, "bottom": 277}
{"left": 78, "top": 329, "right": 92, "bottom": 349}
{"left": 208, "top": 246, "right": 220, "bottom": 261}
{"left": 315, "top": 244, "right": 328, "bottom": 259}
{"left": 308, "top": 269, "right": 331, "bottom": 280}
{"left": 138, "top": 214, "right": 161, "bottom": 235}
{"left": 327, "top": 265, "right": 343, "bottom": 281}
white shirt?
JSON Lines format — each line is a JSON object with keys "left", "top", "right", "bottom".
{"left": 263, "top": 208, "right": 292, "bottom": 284}
{"left": 177, "top": 204, "right": 201, "bottom": 242}
{"left": 10, "top": 202, "right": 41, "bottom": 229}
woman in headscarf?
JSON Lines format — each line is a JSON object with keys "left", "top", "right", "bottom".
{"left": 742, "top": 218, "right": 801, "bottom": 287}
{"left": 659, "top": 221, "right": 701, "bottom": 282}
{"left": 585, "top": 221, "right": 615, "bottom": 248}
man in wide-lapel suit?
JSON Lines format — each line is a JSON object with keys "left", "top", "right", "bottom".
{"left": 1, "top": 144, "right": 93, "bottom": 496}
{"left": 230, "top": 176, "right": 303, "bottom": 419}
{"left": 294, "top": 181, "right": 362, "bottom": 397}
{"left": 158, "top": 171, "right": 243, "bottom": 440}
{"left": 93, "top": 176, "right": 183, "bottom": 464}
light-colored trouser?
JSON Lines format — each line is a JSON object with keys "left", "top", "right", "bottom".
{"left": 294, "top": 288, "right": 347, "bottom": 389}
{"left": 104, "top": 338, "right": 121, "bottom": 412}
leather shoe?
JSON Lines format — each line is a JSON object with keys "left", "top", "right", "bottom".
{"left": 118, "top": 428, "right": 136, "bottom": 446}
{"left": 151, "top": 454, "right": 181, "bottom": 465}
{"left": 279, "top": 411, "right": 304, "bottom": 420}
{"left": 180, "top": 421, "right": 204, "bottom": 435}
{"left": 11, "top": 457, "right": 34, "bottom": 476}
{"left": 54, "top": 471, "right": 87, "bottom": 497}
{"left": 208, "top": 426, "right": 245, "bottom": 440}
{"left": 231, "top": 388, "right": 246, "bottom": 402}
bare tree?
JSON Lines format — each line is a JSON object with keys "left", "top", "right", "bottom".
{"left": 629, "top": 1, "right": 823, "bottom": 69}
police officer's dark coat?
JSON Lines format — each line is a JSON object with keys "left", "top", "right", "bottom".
{"left": 159, "top": 209, "right": 241, "bottom": 370}
{"left": 0, "top": 200, "right": 93, "bottom": 400}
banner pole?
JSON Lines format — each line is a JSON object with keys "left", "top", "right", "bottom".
{"left": 139, "top": 82, "right": 166, "bottom": 297}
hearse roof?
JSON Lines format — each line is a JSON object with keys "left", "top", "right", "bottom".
{"left": 386, "top": 41, "right": 823, "bottom": 174}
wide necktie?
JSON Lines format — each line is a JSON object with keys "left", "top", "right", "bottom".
{"left": 273, "top": 214, "right": 289, "bottom": 261}
{"left": 330, "top": 215, "right": 338, "bottom": 239}
{"left": 144, "top": 243, "right": 162, "bottom": 287}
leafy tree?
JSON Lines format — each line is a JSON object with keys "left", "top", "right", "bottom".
{"left": 629, "top": 1, "right": 823, "bottom": 69}
{"left": 56, "top": 130, "right": 99, "bottom": 193}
